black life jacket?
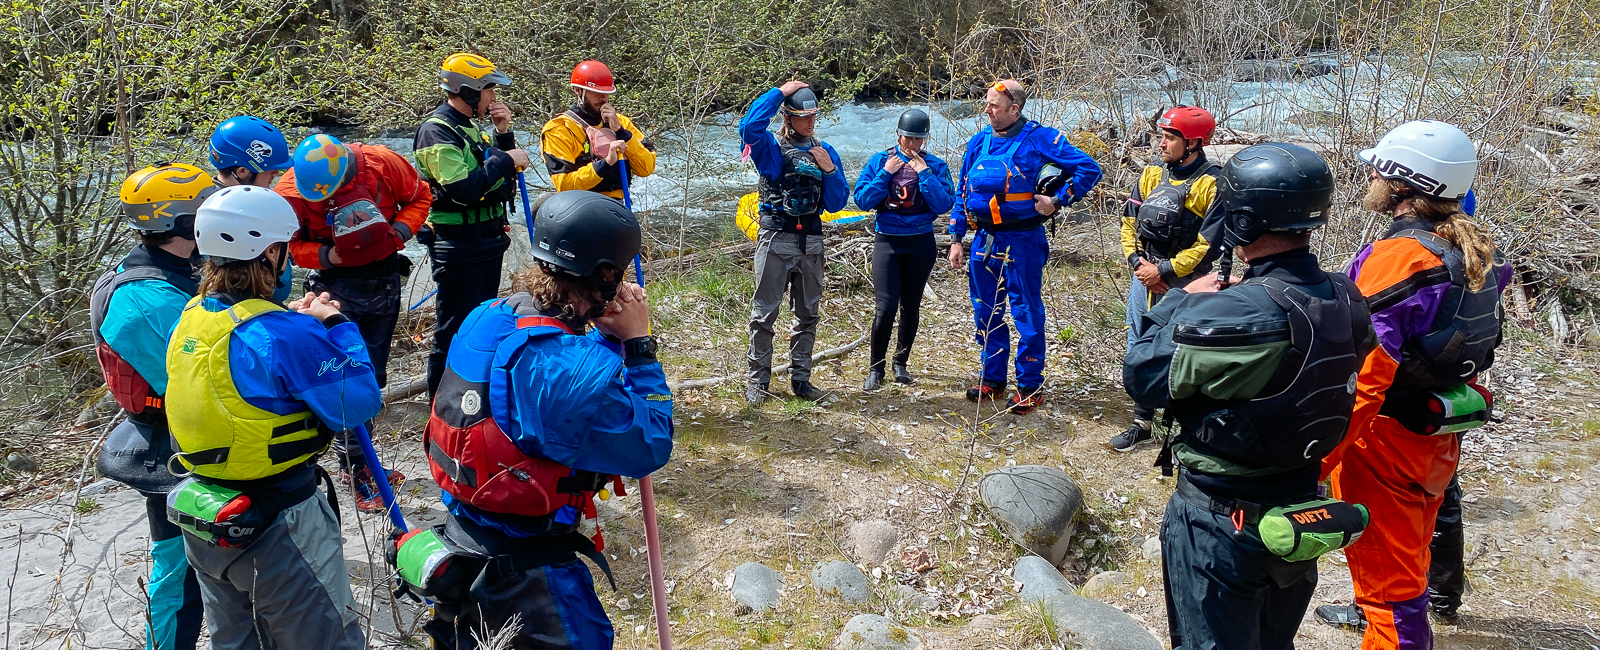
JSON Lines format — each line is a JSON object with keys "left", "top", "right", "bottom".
{"left": 878, "top": 148, "right": 926, "bottom": 215}
{"left": 426, "top": 305, "right": 619, "bottom": 540}
{"left": 1170, "top": 276, "right": 1370, "bottom": 470}
{"left": 88, "top": 247, "right": 199, "bottom": 415}
{"left": 757, "top": 138, "right": 827, "bottom": 234}
{"left": 1388, "top": 229, "right": 1507, "bottom": 391}
{"left": 421, "top": 113, "right": 510, "bottom": 222}
{"left": 1132, "top": 162, "right": 1219, "bottom": 263}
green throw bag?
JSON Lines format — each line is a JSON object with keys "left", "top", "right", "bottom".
{"left": 392, "top": 526, "right": 477, "bottom": 600}
{"left": 165, "top": 477, "right": 265, "bottom": 548}
{"left": 1258, "top": 498, "right": 1369, "bottom": 562}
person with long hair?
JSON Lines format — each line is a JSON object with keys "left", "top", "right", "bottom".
{"left": 163, "top": 185, "right": 382, "bottom": 648}
{"left": 739, "top": 80, "right": 848, "bottom": 403}
{"left": 413, "top": 191, "right": 672, "bottom": 649}
{"left": 1321, "top": 121, "right": 1511, "bottom": 650}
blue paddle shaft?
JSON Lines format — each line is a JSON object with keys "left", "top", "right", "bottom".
{"left": 518, "top": 171, "right": 535, "bottom": 246}
{"left": 353, "top": 424, "right": 408, "bottom": 531}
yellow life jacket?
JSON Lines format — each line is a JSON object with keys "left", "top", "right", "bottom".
{"left": 165, "top": 296, "right": 329, "bottom": 481}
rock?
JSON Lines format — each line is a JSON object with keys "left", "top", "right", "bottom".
{"left": 1081, "top": 570, "right": 1130, "bottom": 599}
{"left": 1141, "top": 536, "right": 1162, "bottom": 561}
{"left": 5, "top": 451, "right": 39, "bottom": 473}
{"left": 889, "top": 584, "right": 938, "bottom": 612}
{"left": 848, "top": 519, "right": 899, "bottom": 565}
{"left": 1044, "top": 593, "right": 1163, "bottom": 650}
{"left": 729, "top": 562, "right": 783, "bottom": 613}
{"left": 837, "top": 614, "right": 922, "bottom": 650}
{"left": 1013, "top": 555, "right": 1075, "bottom": 604}
{"left": 812, "top": 560, "right": 871, "bottom": 603}
{"left": 978, "top": 465, "right": 1083, "bottom": 566}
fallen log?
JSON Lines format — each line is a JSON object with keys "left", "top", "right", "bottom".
{"left": 672, "top": 333, "right": 868, "bottom": 391}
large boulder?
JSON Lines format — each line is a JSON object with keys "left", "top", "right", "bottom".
{"left": 836, "top": 614, "right": 922, "bottom": 650}
{"left": 1013, "top": 555, "right": 1075, "bottom": 604}
{"left": 1045, "top": 594, "right": 1163, "bottom": 650}
{"left": 729, "top": 562, "right": 783, "bottom": 613}
{"left": 978, "top": 465, "right": 1083, "bottom": 566}
{"left": 811, "top": 560, "right": 871, "bottom": 603}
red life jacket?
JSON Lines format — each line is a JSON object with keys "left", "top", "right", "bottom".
{"left": 88, "top": 247, "right": 198, "bottom": 415}
{"left": 425, "top": 307, "right": 622, "bottom": 543}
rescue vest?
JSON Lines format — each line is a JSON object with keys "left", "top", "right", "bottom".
{"left": 962, "top": 122, "right": 1039, "bottom": 229}
{"left": 426, "top": 302, "right": 618, "bottom": 537}
{"left": 88, "top": 248, "right": 198, "bottom": 415}
{"left": 421, "top": 115, "right": 509, "bottom": 224}
{"left": 1132, "top": 162, "right": 1219, "bottom": 263}
{"left": 757, "top": 138, "right": 827, "bottom": 234}
{"left": 878, "top": 148, "right": 926, "bottom": 215}
{"left": 555, "top": 110, "right": 626, "bottom": 194}
{"left": 165, "top": 296, "right": 330, "bottom": 481}
{"left": 1170, "top": 276, "right": 1369, "bottom": 470}
{"left": 1388, "top": 229, "right": 1507, "bottom": 391}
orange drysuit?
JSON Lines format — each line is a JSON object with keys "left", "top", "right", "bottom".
{"left": 1325, "top": 219, "right": 1510, "bottom": 650}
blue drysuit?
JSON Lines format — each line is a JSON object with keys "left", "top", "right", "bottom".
{"left": 853, "top": 147, "right": 956, "bottom": 235}
{"left": 428, "top": 294, "right": 674, "bottom": 650}
{"left": 951, "top": 118, "right": 1101, "bottom": 391}
{"left": 740, "top": 87, "right": 849, "bottom": 216}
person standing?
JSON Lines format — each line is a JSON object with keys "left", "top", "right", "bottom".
{"left": 948, "top": 79, "right": 1101, "bottom": 414}
{"left": 91, "top": 163, "right": 213, "bottom": 650}
{"left": 740, "top": 80, "right": 848, "bottom": 403}
{"left": 1125, "top": 143, "right": 1375, "bottom": 650}
{"left": 853, "top": 108, "right": 955, "bottom": 390}
{"left": 164, "top": 185, "right": 382, "bottom": 649}
{"left": 413, "top": 191, "right": 673, "bottom": 649}
{"left": 1323, "top": 121, "right": 1509, "bottom": 650}
{"left": 276, "top": 133, "right": 431, "bottom": 507}
{"left": 414, "top": 53, "right": 532, "bottom": 397}
{"left": 541, "top": 60, "right": 657, "bottom": 201}
{"left": 209, "top": 115, "right": 297, "bottom": 301}
{"left": 1111, "top": 106, "right": 1222, "bottom": 451}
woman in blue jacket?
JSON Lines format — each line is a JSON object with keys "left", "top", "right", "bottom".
{"left": 853, "top": 109, "right": 955, "bottom": 389}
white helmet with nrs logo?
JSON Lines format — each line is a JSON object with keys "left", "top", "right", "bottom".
{"left": 1358, "top": 120, "right": 1477, "bottom": 200}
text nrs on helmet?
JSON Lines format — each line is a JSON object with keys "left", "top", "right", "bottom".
{"left": 194, "top": 186, "right": 298, "bottom": 264}
{"left": 529, "top": 190, "right": 642, "bottom": 288}
{"left": 1214, "top": 142, "right": 1336, "bottom": 249}
{"left": 1358, "top": 120, "right": 1476, "bottom": 200}
{"left": 120, "top": 163, "right": 217, "bottom": 234}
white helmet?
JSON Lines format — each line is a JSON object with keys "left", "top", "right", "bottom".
{"left": 195, "top": 185, "right": 299, "bottom": 263}
{"left": 1357, "top": 120, "right": 1476, "bottom": 200}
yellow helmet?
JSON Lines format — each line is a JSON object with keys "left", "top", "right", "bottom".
{"left": 440, "top": 53, "right": 511, "bottom": 93}
{"left": 119, "top": 163, "right": 217, "bottom": 233}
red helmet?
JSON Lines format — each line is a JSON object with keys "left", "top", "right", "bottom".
{"left": 570, "top": 60, "right": 616, "bottom": 94}
{"left": 1157, "top": 105, "right": 1216, "bottom": 146}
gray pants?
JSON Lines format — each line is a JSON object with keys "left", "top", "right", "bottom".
{"left": 184, "top": 494, "right": 364, "bottom": 650}
{"left": 748, "top": 229, "right": 824, "bottom": 384}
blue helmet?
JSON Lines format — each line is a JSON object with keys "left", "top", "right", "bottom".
{"left": 292, "top": 134, "right": 353, "bottom": 202}
{"left": 209, "top": 116, "right": 292, "bottom": 173}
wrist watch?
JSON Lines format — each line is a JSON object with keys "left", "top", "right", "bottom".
{"left": 624, "top": 335, "right": 658, "bottom": 359}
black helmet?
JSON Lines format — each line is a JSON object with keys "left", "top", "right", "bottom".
{"left": 1035, "top": 163, "right": 1068, "bottom": 197}
{"left": 1215, "top": 143, "right": 1336, "bottom": 247}
{"left": 782, "top": 87, "right": 820, "bottom": 116}
{"left": 530, "top": 191, "right": 642, "bottom": 279}
{"left": 896, "top": 109, "right": 930, "bottom": 138}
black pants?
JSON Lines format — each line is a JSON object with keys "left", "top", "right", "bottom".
{"left": 1428, "top": 474, "right": 1464, "bottom": 614}
{"left": 308, "top": 269, "right": 402, "bottom": 473}
{"left": 422, "top": 222, "right": 510, "bottom": 397}
{"left": 868, "top": 231, "right": 936, "bottom": 371}
{"left": 1163, "top": 479, "right": 1317, "bottom": 650}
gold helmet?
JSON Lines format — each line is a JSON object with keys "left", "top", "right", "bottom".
{"left": 119, "top": 163, "right": 216, "bottom": 233}
{"left": 440, "top": 53, "right": 512, "bottom": 93}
